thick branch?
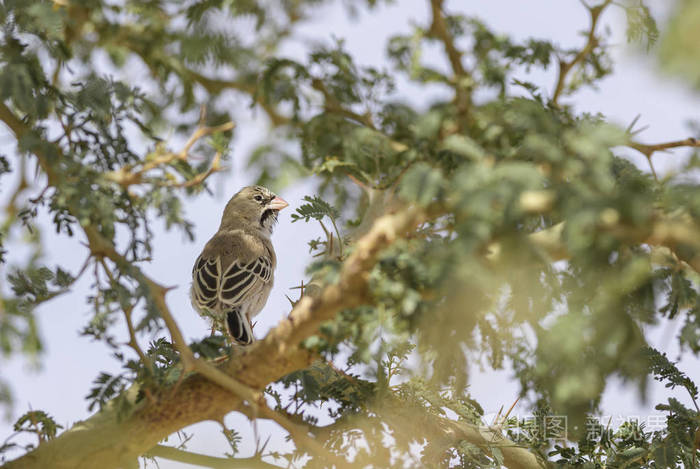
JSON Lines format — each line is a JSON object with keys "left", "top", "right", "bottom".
{"left": 428, "top": 0, "right": 467, "bottom": 77}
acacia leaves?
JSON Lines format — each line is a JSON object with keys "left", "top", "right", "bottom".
{"left": 624, "top": 1, "right": 659, "bottom": 51}
{"left": 291, "top": 196, "right": 340, "bottom": 224}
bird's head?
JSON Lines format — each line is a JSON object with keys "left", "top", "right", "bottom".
{"left": 220, "top": 185, "right": 289, "bottom": 236}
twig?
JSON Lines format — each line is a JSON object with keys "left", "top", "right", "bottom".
{"left": 551, "top": 0, "right": 612, "bottom": 105}
{"left": 97, "top": 258, "right": 154, "bottom": 390}
{"left": 3, "top": 156, "right": 29, "bottom": 220}
{"left": 177, "top": 154, "right": 224, "bottom": 188}
{"left": 139, "top": 277, "right": 196, "bottom": 369}
{"left": 105, "top": 121, "right": 234, "bottom": 188}
{"left": 502, "top": 397, "right": 520, "bottom": 423}
{"left": 629, "top": 137, "right": 700, "bottom": 157}
{"left": 329, "top": 217, "right": 344, "bottom": 259}
{"left": 198, "top": 363, "right": 350, "bottom": 467}
{"left": 179, "top": 122, "right": 233, "bottom": 160}
{"left": 255, "top": 397, "right": 351, "bottom": 468}
{"left": 629, "top": 137, "right": 700, "bottom": 182}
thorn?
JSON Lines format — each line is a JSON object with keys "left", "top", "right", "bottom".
{"left": 285, "top": 294, "right": 297, "bottom": 308}
{"left": 502, "top": 396, "right": 520, "bottom": 422}
{"left": 625, "top": 114, "right": 641, "bottom": 134}
{"left": 258, "top": 434, "right": 272, "bottom": 455}
{"left": 494, "top": 404, "right": 504, "bottom": 425}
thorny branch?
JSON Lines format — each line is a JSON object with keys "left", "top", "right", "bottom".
{"left": 145, "top": 444, "right": 279, "bottom": 469}
{"left": 627, "top": 136, "right": 700, "bottom": 180}
{"left": 427, "top": 0, "right": 472, "bottom": 118}
{"left": 551, "top": 0, "right": 613, "bottom": 105}
{"left": 256, "top": 398, "right": 351, "bottom": 468}
{"left": 104, "top": 121, "right": 234, "bottom": 189}
{"left": 629, "top": 137, "right": 700, "bottom": 158}
{"left": 97, "top": 258, "right": 152, "bottom": 375}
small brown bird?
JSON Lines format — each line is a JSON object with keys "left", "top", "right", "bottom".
{"left": 191, "top": 186, "right": 288, "bottom": 345}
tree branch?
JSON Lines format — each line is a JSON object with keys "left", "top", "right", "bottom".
{"left": 551, "top": 0, "right": 612, "bottom": 105}
{"left": 97, "top": 258, "right": 152, "bottom": 374}
{"left": 628, "top": 137, "right": 700, "bottom": 158}
{"left": 428, "top": 0, "right": 467, "bottom": 77}
{"left": 253, "top": 396, "right": 351, "bottom": 468}
{"left": 145, "top": 445, "right": 279, "bottom": 469}
{"left": 185, "top": 70, "right": 291, "bottom": 127}
{"left": 427, "top": 0, "right": 472, "bottom": 117}
{"left": 104, "top": 121, "right": 234, "bottom": 189}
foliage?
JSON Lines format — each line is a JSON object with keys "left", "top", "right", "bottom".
{"left": 0, "top": 0, "right": 699, "bottom": 468}
{"left": 659, "top": 0, "right": 700, "bottom": 87}
{"left": 1, "top": 410, "right": 62, "bottom": 460}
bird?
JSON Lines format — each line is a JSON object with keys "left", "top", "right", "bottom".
{"left": 190, "top": 185, "right": 288, "bottom": 345}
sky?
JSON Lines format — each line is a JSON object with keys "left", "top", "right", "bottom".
{"left": 1, "top": 0, "right": 700, "bottom": 467}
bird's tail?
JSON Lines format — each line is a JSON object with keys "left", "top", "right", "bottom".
{"left": 225, "top": 307, "right": 254, "bottom": 345}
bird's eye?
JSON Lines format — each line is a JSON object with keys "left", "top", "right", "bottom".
{"left": 254, "top": 195, "right": 263, "bottom": 202}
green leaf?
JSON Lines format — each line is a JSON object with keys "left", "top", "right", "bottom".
{"left": 291, "top": 195, "right": 340, "bottom": 223}
{"left": 13, "top": 410, "right": 63, "bottom": 440}
{"left": 398, "top": 163, "right": 445, "bottom": 206}
{"left": 624, "top": 1, "right": 659, "bottom": 51}
{"left": 644, "top": 347, "right": 699, "bottom": 400}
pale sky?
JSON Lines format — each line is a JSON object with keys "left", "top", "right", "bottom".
{"left": 2, "top": 1, "right": 699, "bottom": 467}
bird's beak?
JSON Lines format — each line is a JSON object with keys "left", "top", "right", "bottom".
{"left": 268, "top": 196, "right": 289, "bottom": 211}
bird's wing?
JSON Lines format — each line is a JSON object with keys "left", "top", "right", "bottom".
{"left": 191, "top": 255, "right": 221, "bottom": 310}
{"left": 217, "top": 255, "right": 272, "bottom": 305}
{"left": 191, "top": 230, "right": 272, "bottom": 311}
